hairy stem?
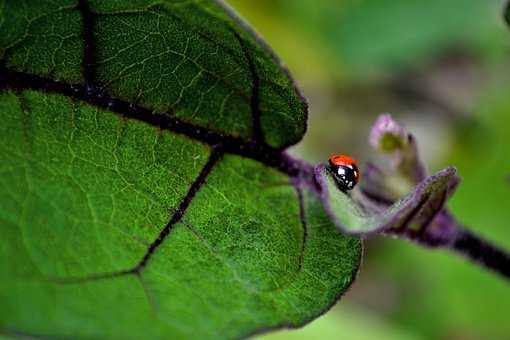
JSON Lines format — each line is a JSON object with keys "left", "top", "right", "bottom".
{"left": 385, "top": 220, "right": 510, "bottom": 281}
{"left": 451, "top": 228, "right": 510, "bottom": 279}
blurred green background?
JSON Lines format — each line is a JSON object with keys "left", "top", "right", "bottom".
{"left": 226, "top": 1, "right": 510, "bottom": 339}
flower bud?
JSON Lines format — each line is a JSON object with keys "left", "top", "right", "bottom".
{"left": 369, "top": 114, "right": 408, "bottom": 153}
{"left": 368, "top": 114, "right": 427, "bottom": 190}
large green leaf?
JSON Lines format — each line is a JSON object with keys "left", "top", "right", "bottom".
{"left": 0, "top": 0, "right": 307, "bottom": 148}
{"left": 0, "top": 1, "right": 361, "bottom": 339}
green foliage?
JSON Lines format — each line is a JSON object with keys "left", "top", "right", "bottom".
{"left": 0, "top": 90, "right": 360, "bottom": 338}
{"left": 0, "top": 0, "right": 307, "bottom": 148}
{"left": 0, "top": 0, "right": 83, "bottom": 82}
{"left": 0, "top": 1, "right": 361, "bottom": 339}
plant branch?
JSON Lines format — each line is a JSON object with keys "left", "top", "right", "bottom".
{"left": 385, "top": 216, "right": 510, "bottom": 281}
{"left": 451, "top": 228, "right": 510, "bottom": 279}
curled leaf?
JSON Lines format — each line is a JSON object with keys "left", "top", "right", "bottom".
{"left": 315, "top": 164, "right": 459, "bottom": 237}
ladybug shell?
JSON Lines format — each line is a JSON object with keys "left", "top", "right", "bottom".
{"left": 328, "top": 154, "right": 360, "bottom": 191}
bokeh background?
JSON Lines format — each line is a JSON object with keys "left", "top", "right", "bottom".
{"left": 226, "top": 1, "right": 510, "bottom": 339}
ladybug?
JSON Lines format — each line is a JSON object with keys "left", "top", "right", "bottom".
{"left": 327, "top": 154, "right": 360, "bottom": 191}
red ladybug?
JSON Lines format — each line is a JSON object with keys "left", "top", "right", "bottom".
{"left": 328, "top": 154, "right": 360, "bottom": 191}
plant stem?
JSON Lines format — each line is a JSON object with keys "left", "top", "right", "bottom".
{"left": 386, "top": 221, "right": 510, "bottom": 282}
{"left": 451, "top": 228, "right": 510, "bottom": 280}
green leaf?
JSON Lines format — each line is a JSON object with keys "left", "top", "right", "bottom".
{"left": 315, "top": 164, "right": 458, "bottom": 234}
{"left": 0, "top": 1, "right": 360, "bottom": 339}
{"left": 0, "top": 0, "right": 307, "bottom": 148}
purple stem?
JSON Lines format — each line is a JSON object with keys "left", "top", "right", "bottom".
{"left": 386, "top": 216, "right": 510, "bottom": 281}
{"left": 451, "top": 228, "right": 510, "bottom": 279}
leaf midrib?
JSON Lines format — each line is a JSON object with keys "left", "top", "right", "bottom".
{"left": 1, "top": 66, "right": 309, "bottom": 176}
{"left": 1, "top": 0, "right": 311, "bottom": 177}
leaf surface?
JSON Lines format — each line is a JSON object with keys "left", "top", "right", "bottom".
{"left": 0, "top": 1, "right": 360, "bottom": 338}
{"left": 0, "top": 0, "right": 307, "bottom": 148}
